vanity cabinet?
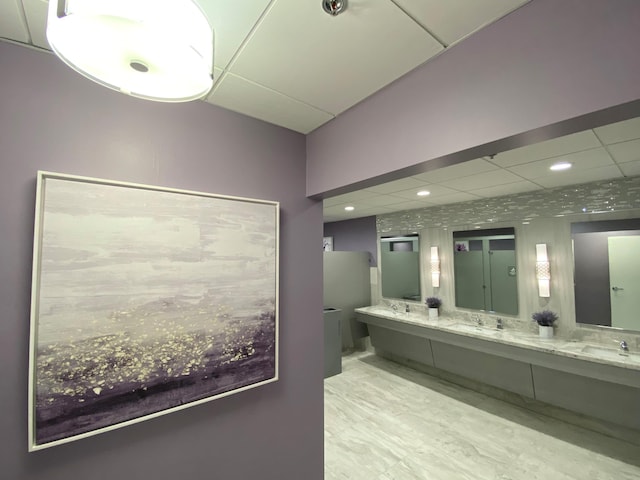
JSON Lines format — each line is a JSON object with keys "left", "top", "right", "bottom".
{"left": 367, "top": 325, "right": 434, "bottom": 366}
{"left": 430, "top": 341, "right": 534, "bottom": 397}
{"left": 357, "top": 310, "right": 640, "bottom": 435}
{"left": 531, "top": 366, "right": 640, "bottom": 430}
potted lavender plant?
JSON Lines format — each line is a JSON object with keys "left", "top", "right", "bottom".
{"left": 532, "top": 310, "right": 558, "bottom": 339}
{"left": 426, "top": 297, "right": 442, "bottom": 319}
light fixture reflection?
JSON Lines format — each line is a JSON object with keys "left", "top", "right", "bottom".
{"left": 550, "top": 162, "right": 572, "bottom": 171}
{"left": 417, "top": 190, "right": 431, "bottom": 197}
{"left": 430, "top": 246, "right": 440, "bottom": 288}
{"left": 46, "top": 0, "right": 214, "bottom": 102}
{"left": 535, "top": 243, "right": 550, "bottom": 297}
{"left": 344, "top": 206, "right": 355, "bottom": 211}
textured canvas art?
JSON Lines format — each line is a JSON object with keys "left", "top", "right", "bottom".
{"left": 28, "top": 172, "right": 279, "bottom": 450}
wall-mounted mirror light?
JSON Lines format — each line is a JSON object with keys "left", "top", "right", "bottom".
{"left": 430, "top": 246, "right": 440, "bottom": 288}
{"left": 47, "top": 0, "right": 214, "bottom": 102}
{"left": 535, "top": 243, "right": 551, "bottom": 297}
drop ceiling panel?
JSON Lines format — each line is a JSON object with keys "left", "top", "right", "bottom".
{"left": 394, "top": 0, "right": 530, "bottom": 46}
{"left": 490, "top": 131, "right": 603, "bottom": 167}
{"left": 356, "top": 195, "right": 412, "bottom": 207}
{"left": 439, "top": 169, "right": 524, "bottom": 191}
{"left": 323, "top": 189, "right": 379, "bottom": 207}
{"left": 593, "top": 116, "right": 640, "bottom": 145}
{"left": 411, "top": 158, "right": 499, "bottom": 183}
{"left": 196, "top": 0, "right": 273, "bottom": 69}
{"left": 468, "top": 180, "right": 540, "bottom": 198}
{"left": 507, "top": 147, "right": 614, "bottom": 179}
{"left": 230, "top": 0, "right": 444, "bottom": 114}
{"left": 208, "top": 72, "right": 334, "bottom": 133}
{"left": 619, "top": 161, "right": 640, "bottom": 177}
{"left": 1, "top": 0, "right": 30, "bottom": 43}
{"left": 607, "top": 139, "right": 640, "bottom": 164}
{"left": 20, "top": 0, "right": 48, "bottom": 48}
{"left": 390, "top": 184, "right": 462, "bottom": 200}
{"left": 533, "top": 165, "right": 623, "bottom": 189}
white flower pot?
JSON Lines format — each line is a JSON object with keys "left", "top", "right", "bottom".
{"left": 538, "top": 325, "right": 553, "bottom": 339}
{"left": 428, "top": 307, "right": 439, "bottom": 319}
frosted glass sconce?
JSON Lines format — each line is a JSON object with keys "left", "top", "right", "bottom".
{"left": 535, "top": 243, "right": 550, "bottom": 297}
{"left": 430, "top": 246, "right": 440, "bottom": 288}
{"left": 46, "top": 0, "right": 214, "bottom": 102}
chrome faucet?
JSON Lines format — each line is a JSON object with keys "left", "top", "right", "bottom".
{"left": 620, "top": 340, "right": 629, "bottom": 353}
{"left": 391, "top": 303, "right": 398, "bottom": 314}
{"left": 496, "top": 318, "right": 504, "bottom": 330}
{"left": 405, "top": 304, "right": 410, "bottom": 313}
{"left": 471, "top": 314, "right": 483, "bottom": 326}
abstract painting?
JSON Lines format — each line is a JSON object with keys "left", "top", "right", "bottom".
{"left": 28, "top": 172, "right": 279, "bottom": 450}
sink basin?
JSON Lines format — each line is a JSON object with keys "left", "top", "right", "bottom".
{"left": 448, "top": 323, "right": 497, "bottom": 335}
{"left": 581, "top": 345, "right": 640, "bottom": 363}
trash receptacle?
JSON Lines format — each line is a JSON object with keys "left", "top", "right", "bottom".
{"left": 323, "top": 308, "right": 342, "bottom": 378}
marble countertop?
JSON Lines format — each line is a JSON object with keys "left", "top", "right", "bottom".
{"left": 355, "top": 306, "right": 640, "bottom": 372}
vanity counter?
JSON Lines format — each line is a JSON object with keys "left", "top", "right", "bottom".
{"left": 355, "top": 306, "right": 640, "bottom": 379}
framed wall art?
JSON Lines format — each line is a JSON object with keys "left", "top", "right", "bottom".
{"left": 28, "top": 172, "right": 279, "bottom": 450}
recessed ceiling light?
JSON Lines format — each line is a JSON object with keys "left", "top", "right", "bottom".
{"left": 417, "top": 190, "right": 431, "bottom": 196}
{"left": 550, "top": 162, "right": 572, "bottom": 171}
{"left": 344, "top": 206, "right": 355, "bottom": 211}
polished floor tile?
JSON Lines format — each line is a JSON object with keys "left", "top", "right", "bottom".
{"left": 324, "top": 352, "right": 640, "bottom": 480}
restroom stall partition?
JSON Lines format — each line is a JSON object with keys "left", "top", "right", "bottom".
{"left": 453, "top": 231, "right": 518, "bottom": 315}
{"left": 323, "top": 251, "right": 371, "bottom": 350}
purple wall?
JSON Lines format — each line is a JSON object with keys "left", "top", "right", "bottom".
{"left": 324, "top": 216, "right": 378, "bottom": 266}
{"left": 307, "top": 0, "right": 640, "bottom": 197}
{"left": 0, "top": 43, "right": 323, "bottom": 480}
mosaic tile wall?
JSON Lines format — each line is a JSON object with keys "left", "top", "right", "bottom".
{"left": 377, "top": 176, "right": 640, "bottom": 233}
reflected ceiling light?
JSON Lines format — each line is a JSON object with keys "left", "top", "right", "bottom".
{"left": 535, "top": 243, "right": 551, "bottom": 297}
{"left": 344, "top": 206, "right": 355, "bottom": 211}
{"left": 46, "top": 0, "right": 214, "bottom": 102}
{"left": 417, "top": 190, "right": 431, "bottom": 197}
{"left": 550, "top": 161, "right": 572, "bottom": 171}
{"left": 430, "top": 246, "right": 440, "bottom": 288}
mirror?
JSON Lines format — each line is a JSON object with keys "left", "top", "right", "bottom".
{"left": 572, "top": 217, "right": 640, "bottom": 331}
{"left": 380, "top": 235, "right": 421, "bottom": 301}
{"left": 453, "top": 227, "right": 518, "bottom": 315}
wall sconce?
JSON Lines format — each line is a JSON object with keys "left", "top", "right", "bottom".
{"left": 535, "top": 243, "right": 550, "bottom": 297}
{"left": 46, "top": 0, "right": 214, "bottom": 102}
{"left": 430, "top": 246, "right": 440, "bottom": 288}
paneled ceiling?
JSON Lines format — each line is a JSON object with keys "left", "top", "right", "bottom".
{"left": 323, "top": 116, "right": 640, "bottom": 222}
{"left": 1, "top": 0, "right": 529, "bottom": 133}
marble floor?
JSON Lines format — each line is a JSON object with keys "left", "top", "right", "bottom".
{"left": 324, "top": 352, "right": 640, "bottom": 480}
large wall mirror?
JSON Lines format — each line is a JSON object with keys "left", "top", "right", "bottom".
{"left": 573, "top": 217, "right": 640, "bottom": 332}
{"left": 380, "top": 235, "right": 421, "bottom": 301}
{"left": 453, "top": 228, "right": 518, "bottom": 315}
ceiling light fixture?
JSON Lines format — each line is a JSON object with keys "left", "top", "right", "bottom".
{"left": 344, "top": 206, "right": 355, "bottom": 211}
{"left": 417, "top": 190, "right": 431, "bottom": 197}
{"left": 549, "top": 161, "right": 572, "bottom": 171}
{"left": 322, "top": 0, "right": 348, "bottom": 16}
{"left": 46, "top": 0, "right": 214, "bottom": 102}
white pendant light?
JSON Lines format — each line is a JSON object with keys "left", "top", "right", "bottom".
{"left": 47, "top": 0, "right": 214, "bottom": 102}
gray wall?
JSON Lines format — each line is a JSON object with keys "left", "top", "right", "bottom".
{"left": 323, "top": 216, "right": 377, "bottom": 266}
{"left": 0, "top": 43, "right": 323, "bottom": 480}
{"left": 306, "top": 0, "right": 640, "bottom": 197}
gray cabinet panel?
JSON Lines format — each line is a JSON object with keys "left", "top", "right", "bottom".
{"left": 368, "top": 325, "right": 434, "bottom": 366}
{"left": 531, "top": 365, "right": 640, "bottom": 430}
{"left": 431, "top": 341, "right": 534, "bottom": 397}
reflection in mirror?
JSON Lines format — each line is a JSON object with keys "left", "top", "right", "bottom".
{"left": 453, "top": 227, "right": 518, "bottom": 315}
{"left": 380, "top": 235, "right": 421, "bottom": 301}
{"left": 572, "top": 218, "right": 640, "bottom": 332}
